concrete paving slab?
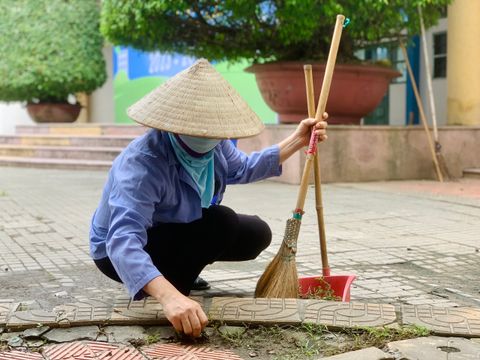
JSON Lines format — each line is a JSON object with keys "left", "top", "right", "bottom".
{"left": 22, "top": 325, "right": 50, "bottom": 339}
{"left": 387, "top": 336, "right": 480, "bottom": 359}
{"left": 42, "top": 325, "right": 99, "bottom": 343}
{"left": 110, "top": 296, "right": 169, "bottom": 325}
{"left": 102, "top": 325, "right": 147, "bottom": 344}
{"left": 208, "top": 297, "right": 301, "bottom": 325}
{"left": 401, "top": 305, "right": 480, "bottom": 337}
{"left": 322, "top": 347, "right": 393, "bottom": 359}
{"left": 303, "top": 301, "right": 397, "bottom": 329}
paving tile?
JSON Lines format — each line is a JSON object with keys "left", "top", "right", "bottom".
{"left": 322, "top": 346, "right": 393, "bottom": 359}
{"left": 96, "top": 346, "right": 145, "bottom": 360}
{"left": 0, "top": 350, "right": 44, "bottom": 360}
{"left": 401, "top": 305, "right": 480, "bottom": 336}
{"left": 142, "top": 343, "right": 243, "bottom": 359}
{"left": 83, "top": 341, "right": 119, "bottom": 355}
{"left": 387, "top": 336, "right": 480, "bottom": 359}
{"left": 109, "top": 297, "right": 168, "bottom": 325}
{"left": 0, "top": 301, "right": 17, "bottom": 326}
{"left": 7, "top": 310, "right": 64, "bottom": 330}
{"left": 52, "top": 299, "right": 113, "bottom": 325}
{"left": 43, "top": 341, "right": 96, "bottom": 360}
{"left": 208, "top": 297, "right": 301, "bottom": 325}
{"left": 303, "top": 301, "right": 397, "bottom": 329}
{"left": 43, "top": 326, "right": 99, "bottom": 343}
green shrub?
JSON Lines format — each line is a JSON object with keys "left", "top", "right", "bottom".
{"left": 100, "top": 0, "right": 452, "bottom": 63}
{"left": 0, "top": 0, "right": 107, "bottom": 103}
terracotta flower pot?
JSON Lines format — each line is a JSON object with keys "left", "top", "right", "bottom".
{"left": 245, "top": 62, "right": 401, "bottom": 124}
{"left": 26, "top": 102, "right": 82, "bottom": 123}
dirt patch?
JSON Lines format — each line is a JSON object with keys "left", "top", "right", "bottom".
{"left": 139, "top": 323, "right": 430, "bottom": 360}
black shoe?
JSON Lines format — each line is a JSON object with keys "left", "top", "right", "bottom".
{"left": 192, "top": 276, "right": 211, "bottom": 291}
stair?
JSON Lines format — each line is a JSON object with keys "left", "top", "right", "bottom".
{"left": 0, "top": 123, "right": 147, "bottom": 171}
{"left": 463, "top": 168, "right": 480, "bottom": 179}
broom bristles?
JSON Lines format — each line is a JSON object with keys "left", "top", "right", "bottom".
{"left": 255, "top": 218, "right": 301, "bottom": 298}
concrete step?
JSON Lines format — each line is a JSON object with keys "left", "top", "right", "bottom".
{"left": 0, "top": 134, "right": 135, "bottom": 147}
{"left": 0, "top": 156, "right": 111, "bottom": 171}
{"left": 0, "top": 144, "right": 123, "bottom": 161}
{"left": 463, "top": 168, "right": 480, "bottom": 179}
{"left": 16, "top": 123, "right": 147, "bottom": 136}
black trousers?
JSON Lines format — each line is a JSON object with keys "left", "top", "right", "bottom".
{"left": 94, "top": 205, "right": 272, "bottom": 295}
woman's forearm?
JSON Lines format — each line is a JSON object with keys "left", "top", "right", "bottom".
{"left": 277, "top": 133, "right": 305, "bottom": 164}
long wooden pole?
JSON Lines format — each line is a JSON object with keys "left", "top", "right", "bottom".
{"left": 400, "top": 42, "right": 443, "bottom": 182}
{"left": 294, "top": 15, "right": 345, "bottom": 212}
{"left": 304, "top": 65, "right": 330, "bottom": 276}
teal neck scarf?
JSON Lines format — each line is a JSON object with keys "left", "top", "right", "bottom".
{"left": 168, "top": 133, "right": 215, "bottom": 208}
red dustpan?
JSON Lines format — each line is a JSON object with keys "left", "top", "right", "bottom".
{"left": 298, "top": 65, "right": 356, "bottom": 302}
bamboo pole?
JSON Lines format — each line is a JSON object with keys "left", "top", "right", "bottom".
{"left": 400, "top": 41, "right": 443, "bottom": 182}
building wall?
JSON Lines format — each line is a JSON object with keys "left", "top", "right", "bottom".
{"left": 0, "top": 102, "right": 33, "bottom": 135}
{"left": 90, "top": 45, "right": 115, "bottom": 124}
{"left": 419, "top": 17, "right": 448, "bottom": 126}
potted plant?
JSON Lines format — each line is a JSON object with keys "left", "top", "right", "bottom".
{"left": 100, "top": 0, "right": 450, "bottom": 124}
{"left": 0, "top": 0, "right": 107, "bottom": 123}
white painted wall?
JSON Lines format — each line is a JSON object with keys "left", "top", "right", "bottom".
{"left": 389, "top": 83, "right": 407, "bottom": 125}
{"left": 90, "top": 45, "right": 115, "bottom": 123}
{"left": 0, "top": 102, "right": 33, "bottom": 135}
{"left": 419, "top": 17, "right": 448, "bottom": 126}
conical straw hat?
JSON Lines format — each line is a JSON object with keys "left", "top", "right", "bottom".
{"left": 127, "top": 59, "right": 265, "bottom": 139}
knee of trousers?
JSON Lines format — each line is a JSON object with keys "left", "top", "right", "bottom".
{"left": 251, "top": 216, "right": 273, "bottom": 256}
{"left": 205, "top": 205, "right": 240, "bottom": 246}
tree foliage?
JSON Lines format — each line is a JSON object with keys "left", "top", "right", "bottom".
{"left": 0, "top": 0, "right": 107, "bottom": 102}
{"left": 101, "top": 0, "right": 452, "bottom": 63}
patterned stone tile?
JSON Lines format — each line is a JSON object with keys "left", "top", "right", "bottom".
{"left": 303, "top": 301, "right": 397, "bottom": 329}
{"left": 0, "top": 350, "right": 44, "bottom": 360}
{"left": 53, "top": 299, "right": 113, "bottom": 325}
{"left": 43, "top": 341, "right": 145, "bottom": 360}
{"left": 142, "top": 343, "right": 243, "bottom": 359}
{"left": 109, "top": 297, "right": 168, "bottom": 325}
{"left": 7, "top": 310, "right": 64, "bottom": 330}
{"left": 43, "top": 341, "right": 96, "bottom": 360}
{"left": 401, "top": 305, "right": 480, "bottom": 336}
{"left": 109, "top": 296, "right": 205, "bottom": 325}
{"left": 208, "top": 297, "right": 301, "bottom": 325}
{"left": 96, "top": 346, "right": 145, "bottom": 360}
{"left": 7, "top": 299, "right": 112, "bottom": 330}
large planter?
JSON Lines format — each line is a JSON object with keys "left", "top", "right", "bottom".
{"left": 26, "top": 102, "right": 82, "bottom": 123}
{"left": 246, "top": 62, "right": 400, "bottom": 124}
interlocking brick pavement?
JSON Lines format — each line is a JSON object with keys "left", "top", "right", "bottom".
{"left": 0, "top": 168, "right": 479, "bottom": 310}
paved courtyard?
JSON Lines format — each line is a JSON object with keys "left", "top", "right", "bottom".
{"left": 0, "top": 167, "right": 479, "bottom": 309}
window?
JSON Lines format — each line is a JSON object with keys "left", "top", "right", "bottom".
{"left": 433, "top": 32, "right": 447, "bottom": 78}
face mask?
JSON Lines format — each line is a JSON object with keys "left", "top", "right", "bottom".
{"left": 179, "top": 134, "right": 221, "bottom": 154}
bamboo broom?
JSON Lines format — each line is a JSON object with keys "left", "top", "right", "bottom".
{"left": 418, "top": 6, "right": 452, "bottom": 180}
{"left": 255, "top": 14, "right": 346, "bottom": 298}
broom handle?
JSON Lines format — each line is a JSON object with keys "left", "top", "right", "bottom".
{"left": 304, "top": 65, "right": 330, "bottom": 276}
{"left": 399, "top": 42, "right": 443, "bottom": 182}
{"left": 294, "top": 14, "right": 345, "bottom": 212}
{"left": 418, "top": 6, "right": 439, "bottom": 142}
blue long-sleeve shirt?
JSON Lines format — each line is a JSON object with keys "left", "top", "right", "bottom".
{"left": 89, "top": 129, "right": 282, "bottom": 299}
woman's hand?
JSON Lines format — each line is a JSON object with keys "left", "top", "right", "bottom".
{"left": 144, "top": 276, "right": 208, "bottom": 338}
{"left": 278, "top": 112, "right": 328, "bottom": 164}
{"left": 294, "top": 112, "right": 328, "bottom": 147}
